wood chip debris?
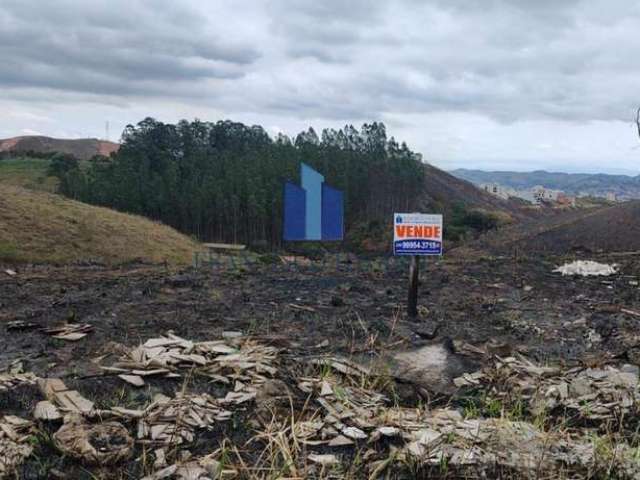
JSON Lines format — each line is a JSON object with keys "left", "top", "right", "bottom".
{"left": 5, "top": 331, "right": 640, "bottom": 478}
{"left": 34, "top": 400, "right": 62, "bottom": 421}
{"left": 308, "top": 453, "right": 339, "bottom": 466}
{"left": 43, "top": 323, "right": 93, "bottom": 341}
{"left": 38, "top": 378, "right": 94, "bottom": 415}
{"left": 118, "top": 374, "right": 145, "bottom": 387}
{"left": 112, "top": 392, "right": 233, "bottom": 447}
{"left": 308, "top": 356, "right": 371, "bottom": 377}
{"left": 454, "top": 355, "right": 640, "bottom": 421}
{"left": 289, "top": 365, "right": 630, "bottom": 477}
{"left": 141, "top": 454, "right": 223, "bottom": 480}
{"left": 6, "top": 320, "right": 38, "bottom": 331}
{"left": 103, "top": 333, "right": 278, "bottom": 388}
{"left": 0, "top": 371, "right": 37, "bottom": 392}
{"left": 288, "top": 303, "right": 317, "bottom": 312}
{"left": 0, "top": 415, "right": 34, "bottom": 477}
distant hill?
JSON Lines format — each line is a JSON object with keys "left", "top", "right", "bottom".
{"left": 421, "top": 164, "right": 538, "bottom": 221}
{"left": 451, "top": 168, "right": 640, "bottom": 199}
{"left": 0, "top": 135, "right": 119, "bottom": 160}
{"left": 0, "top": 185, "right": 198, "bottom": 265}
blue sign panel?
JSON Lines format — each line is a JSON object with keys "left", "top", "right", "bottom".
{"left": 283, "top": 182, "right": 306, "bottom": 241}
{"left": 302, "top": 164, "right": 324, "bottom": 240}
{"left": 321, "top": 184, "right": 344, "bottom": 241}
{"left": 283, "top": 163, "right": 344, "bottom": 241}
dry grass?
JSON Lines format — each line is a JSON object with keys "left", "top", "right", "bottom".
{"left": 0, "top": 185, "right": 199, "bottom": 265}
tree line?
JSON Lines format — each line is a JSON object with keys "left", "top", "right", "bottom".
{"left": 51, "top": 117, "right": 425, "bottom": 248}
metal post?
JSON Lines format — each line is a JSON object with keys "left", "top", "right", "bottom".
{"left": 408, "top": 255, "right": 419, "bottom": 318}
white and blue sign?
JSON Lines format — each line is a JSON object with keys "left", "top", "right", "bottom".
{"left": 283, "top": 163, "right": 344, "bottom": 241}
{"left": 393, "top": 213, "right": 443, "bottom": 256}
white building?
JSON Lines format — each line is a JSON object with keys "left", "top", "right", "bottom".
{"left": 480, "top": 182, "right": 565, "bottom": 205}
{"left": 480, "top": 183, "right": 513, "bottom": 200}
{"left": 531, "top": 186, "right": 561, "bottom": 204}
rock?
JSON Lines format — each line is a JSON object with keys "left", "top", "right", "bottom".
{"left": 391, "top": 342, "right": 477, "bottom": 394}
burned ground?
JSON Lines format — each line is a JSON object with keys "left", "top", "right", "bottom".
{"left": 472, "top": 200, "right": 640, "bottom": 256}
{"left": 3, "top": 252, "right": 640, "bottom": 478}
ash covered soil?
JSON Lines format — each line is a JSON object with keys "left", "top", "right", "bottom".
{"left": 3, "top": 252, "right": 640, "bottom": 479}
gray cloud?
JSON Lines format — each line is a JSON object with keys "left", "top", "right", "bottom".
{"left": 0, "top": 0, "right": 259, "bottom": 97}
{"left": 256, "top": 0, "right": 640, "bottom": 123}
{"left": 2, "top": 0, "right": 640, "bottom": 172}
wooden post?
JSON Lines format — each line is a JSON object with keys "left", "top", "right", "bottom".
{"left": 407, "top": 255, "right": 420, "bottom": 318}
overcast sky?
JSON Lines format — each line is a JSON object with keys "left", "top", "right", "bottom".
{"left": 2, "top": 0, "right": 640, "bottom": 174}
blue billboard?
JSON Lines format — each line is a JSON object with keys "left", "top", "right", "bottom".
{"left": 283, "top": 163, "right": 344, "bottom": 241}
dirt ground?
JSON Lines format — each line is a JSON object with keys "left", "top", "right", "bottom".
{"left": 3, "top": 251, "right": 640, "bottom": 479}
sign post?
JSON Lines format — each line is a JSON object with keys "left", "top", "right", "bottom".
{"left": 408, "top": 255, "right": 420, "bottom": 317}
{"left": 393, "top": 213, "right": 443, "bottom": 318}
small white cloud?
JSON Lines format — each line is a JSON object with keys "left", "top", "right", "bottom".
{"left": 20, "top": 128, "right": 43, "bottom": 136}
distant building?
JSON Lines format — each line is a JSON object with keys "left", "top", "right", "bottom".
{"left": 480, "top": 183, "right": 513, "bottom": 200}
{"left": 532, "top": 185, "right": 561, "bottom": 204}
{"left": 606, "top": 192, "right": 617, "bottom": 202}
{"left": 557, "top": 193, "right": 576, "bottom": 207}
{"left": 480, "top": 182, "right": 569, "bottom": 206}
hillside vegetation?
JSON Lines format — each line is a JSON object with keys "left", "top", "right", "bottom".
{"left": 50, "top": 118, "right": 532, "bottom": 250}
{"left": 0, "top": 185, "right": 198, "bottom": 264}
{"left": 0, "top": 156, "right": 57, "bottom": 191}
{"left": 50, "top": 118, "right": 426, "bottom": 248}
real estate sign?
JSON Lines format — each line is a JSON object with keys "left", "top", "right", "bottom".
{"left": 393, "top": 213, "right": 443, "bottom": 256}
